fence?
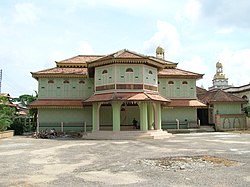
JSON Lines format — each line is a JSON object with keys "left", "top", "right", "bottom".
{"left": 37, "top": 122, "right": 92, "bottom": 132}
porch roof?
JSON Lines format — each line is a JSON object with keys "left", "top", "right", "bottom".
{"left": 167, "top": 99, "right": 206, "bottom": 107}
{"left": 83, "top": 92, "right": 170, "bottom": 104}
{"left": 29, "top": 99, "right": 83, "bottom": 108}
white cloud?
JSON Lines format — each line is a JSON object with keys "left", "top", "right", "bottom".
{"left": 13, "top": 3, "right": 41, "bottom": 24}
{"left": 76, "top": 41, "right": 94, "bottom": 55}
{"left": 217, "top": 48, "right": 250, "bottom": 86}
{"left": 178, "top": 55, "right": 212, "bottom": 89}
{"left": 184, "top": 0, "right": 201, "bottom": 23}
{"left": 143, "top": 21, "right": 180, "bottom": 56}
{"left": 216, "top": 27, "right": 234, "bottom": 34}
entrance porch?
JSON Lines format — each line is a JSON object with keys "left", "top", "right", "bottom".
{"left": 83, "top": 92, "right": 172, "bottom": 139}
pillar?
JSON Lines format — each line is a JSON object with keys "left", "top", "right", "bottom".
{"left": 92, "top": 103, "right": 101, "bottom": 131}
{"left": 148, "top": 103, "right": 154, "bottom": 130}
{"left": 153, "top": 102, "right": 162, "bottom": 130}
{"left": 156, "top": 102, "right": 162, "bottom": 130}
{"left": 139, "top": 102, "right": 148, "bottom": 131}
{"left": 112, "top": 101, "right": 122, "bottom": 131}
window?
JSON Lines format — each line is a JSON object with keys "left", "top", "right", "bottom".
{"left": 168, "top": 81, "right": 174, "bottom": 84}
{"left": 126, "top": 68, "right": 133, "bottom": 73}
{"left": 182, "top": 81, "right": 188, "bottom": 84}
{"left": 63, "top": 80, "right": 70, "bottom": 83}
{"left": 79, "top": 80, "right": 85, "bottom": 84}
{"left": 242, "top": 95, "right": 248, "bottom": 101}
{"left": 48, "top": 80, "right": 54, "bottom": 83}
{"left": 149, "top": 70, "right": 153, "bottom": 74}
{"left": 102, "top": 70, "right": 108, "bottom": 74}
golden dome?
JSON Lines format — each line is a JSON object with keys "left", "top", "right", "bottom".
{"left": 156, "top": 46, "right": 165, "bottom": 54}
{"left": 216, "top": 61, "right": 222, "bottom": 68}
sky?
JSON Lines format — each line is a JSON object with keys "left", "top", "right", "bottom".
{"left": 0, "top": 0, "right": 249, "bottom": 97}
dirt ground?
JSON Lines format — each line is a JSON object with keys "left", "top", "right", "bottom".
{"left": 0, "top": 132, "right": 250, "bottom": 187}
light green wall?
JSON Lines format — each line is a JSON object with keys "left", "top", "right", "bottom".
{"left": 214, "top": 103, "right": 242, "bottom": 115}
{"left": 38, "top": 78, "right": 94, "bottom": 99}
{"left": 95, "top": 64, "right": 157, "bottom": 92}
{"left": 158, "top": 78, "right": 196, "bottom": 99}
{"left": 143, "top": 65, "right": 157, "bottom": 86}
{"left": 161, "top": 107, "right": 197, "bottom": 122}
{"left": 95, "top": 65, "right": 115, "bottom": 86}
{"left": 38, "top": 107, "right": 92, "bottom": 131}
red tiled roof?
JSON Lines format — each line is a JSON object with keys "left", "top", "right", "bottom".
{"left": 31, "top": 67, "right": 88, "bottom": 78}
{"left": 83, "top": 92, "right": 170, "bottom": 103}
{"left": 198, "top": 89, "right": 246, "bottom": 104}
{"left": 87, "top": 49, "right": 176, "bottom": 69}
{"left": 196, "top": 86, "right": 208, "bottom": 94}
{"left": 158, "top": 68, "right": 203, "bottom": 79}
{"left": 29, "top": 99, "right": 83, "bottom": 108}
{"left": 168, "top": 99, "right": 206, "bottom": 107}
{"left": 56, "top": 55, "right": 103, "bottom": 64}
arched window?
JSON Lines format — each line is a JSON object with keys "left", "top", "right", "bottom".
{"left": 168, "top": 81, "right": 174, "bottom": 84}
{"left": 182, "top": 81, "right": 188, "bottom": 84}
{"left": 126, "top": 68, "right": 133, "bottom": 73}
{"left": 149, "top": 70, "right": 153, "bottom": 74}
{"left": 79, "top": 80, "right": 85, "bottom": 84}
{"left": 48, "top": 80, "right": 54, "bottom": 83}
{"left": 63, "top": 80, "right": 70, "bottom": 83}
{"left": 242, "top": 95, "right": 248, "bottom": 101}
{"left": 102, "top": 70, "right": 108, "bottom": 74}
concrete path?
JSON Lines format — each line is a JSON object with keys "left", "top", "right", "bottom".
{"left": 0, "top": 132, "right": 250, "bottom": 187}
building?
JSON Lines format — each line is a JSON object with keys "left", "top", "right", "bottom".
{"left": 224, "top": 83, "right": 250, "bottom": 109}
{"left": 197, "top": 89, "right": 247, "bottom": 130}
{"left": 197, "top": 60, "right": 248, "bottom": 131}
{"left": 208, "top": 61, "right": 232, "bottom": 91}
{"left": 29, "top": 47, "right": 206, "bottom": 138}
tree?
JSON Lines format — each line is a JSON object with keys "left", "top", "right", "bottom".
{"left": 0, "top": 96, "right": 15, "bottom": 131}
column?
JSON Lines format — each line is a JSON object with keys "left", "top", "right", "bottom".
{"left": 139, "top": 102, "right": 148, "bottom": 131}
{"left": 112, "top": 101, "right": 122, "bottom": 131}
{"left": 153, "top": 102, "right": 162, "bottom": 130}
{"left": 92, "top": 103, "right": 101, "bottom": 131}
{"left": 157, "top": 102, "right": 162, "bottom": 130}
{"left": 147, "top": 103, "right": 154, "bottom": 130}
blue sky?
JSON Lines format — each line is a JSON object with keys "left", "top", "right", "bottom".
{"left": 0, "top": 0, "right": 249, "bottom": 97}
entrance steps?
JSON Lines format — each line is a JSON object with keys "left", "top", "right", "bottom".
{"left": 82, "top": 129, "right": 173, "bottom": 140}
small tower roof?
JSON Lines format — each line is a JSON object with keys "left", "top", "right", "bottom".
{"left": 216, "top": 61, "right": 222, "bottom": 68}
{"left": 156, "top": 46, "right": 165, "bottom": 54}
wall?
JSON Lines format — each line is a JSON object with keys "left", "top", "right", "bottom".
{"left": 158, "top": 78, "right": 196, "bottom": 99}
{"left": 215, "top": 114, "right": 247, "bottom": 130}
{"left": 161, "top": 107, "right": 197, "bottom": 122}
{"left": 214, "top": 103, "right": 242, "bottom": 115}
{"left": 95, "top": 64, "right": 157, "bottom": 93}
{"left": 209, "top": 102, "right": 243, "bottom": 124}
{"left": 38, "top": 78, "right": 94, "bottom": 99}
{"left": 38, "top": 107, "right": 92, "bottom": 132}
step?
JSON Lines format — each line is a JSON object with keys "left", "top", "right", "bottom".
{"left": 82, "top": 130, "right": 173, "bottom": 140}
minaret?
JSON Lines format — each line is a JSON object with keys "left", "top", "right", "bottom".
{"left": 209, "top": 61, "right": 231, "bottom": 90}
{"left": 156, "top": 46, "right": 165, "bottom": 59}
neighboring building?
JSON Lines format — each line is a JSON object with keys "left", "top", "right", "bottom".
{"left": 224, "top": 83, "right": 250, "bottom": 109}
{"left": 198, "top": 89, "right": 247, "bottom": 130}
{"left": 208, "top": 61, "right": 232, "bottom": 91}
{"left": 29, "top": 47, "right": 206, "bottom": 138}
{"left": 0, "top": 93, "right": 17, "bottom": 108}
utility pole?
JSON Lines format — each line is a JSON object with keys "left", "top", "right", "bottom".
{"left": 0, "top": 69, "right": 2, "bottom": 93}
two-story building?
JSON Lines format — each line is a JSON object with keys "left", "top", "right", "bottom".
{"left": 30, "top": 47, "right": 206, "bottom": 139}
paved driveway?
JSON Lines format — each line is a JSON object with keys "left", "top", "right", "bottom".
{"left": 0, "top": 132, "right": 250, "bottom": 187}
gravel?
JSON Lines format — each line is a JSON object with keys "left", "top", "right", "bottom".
{"left": 0, "top": 132, "right": 250, "bottom": 187}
